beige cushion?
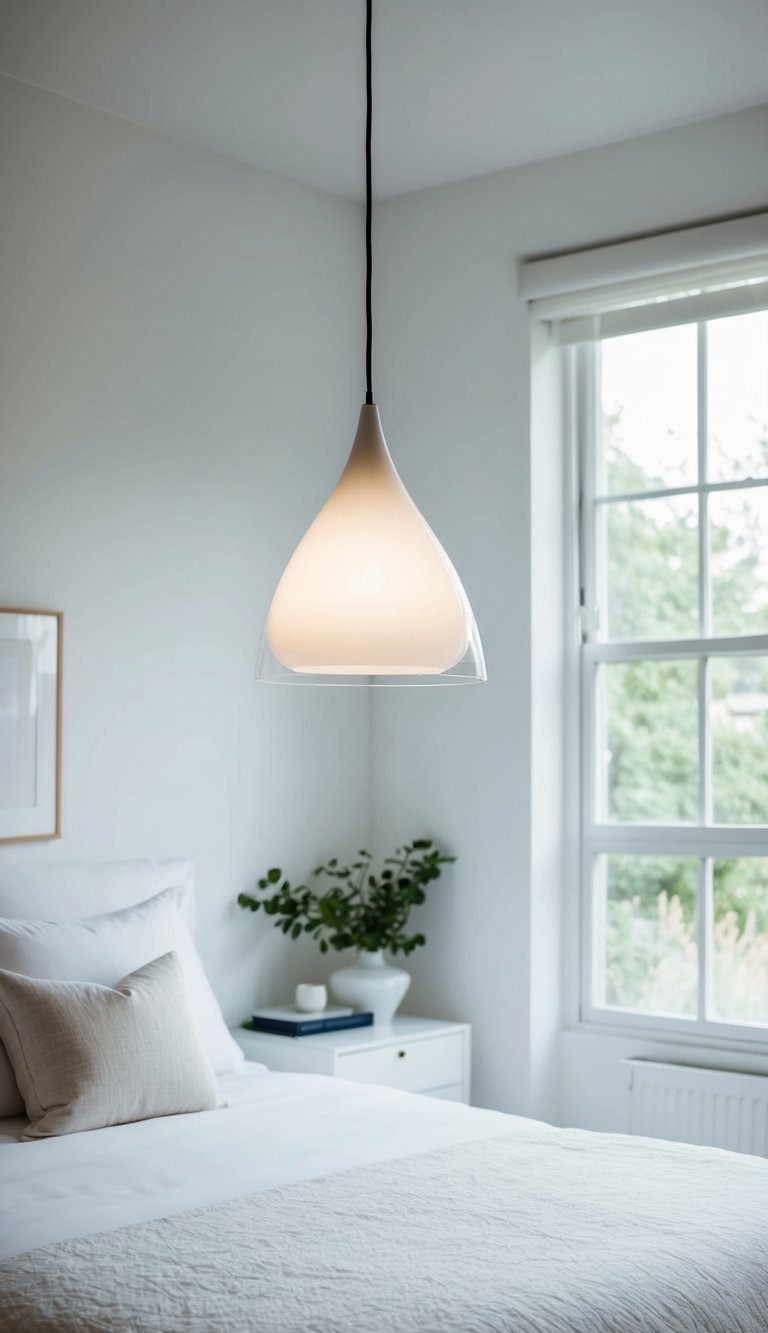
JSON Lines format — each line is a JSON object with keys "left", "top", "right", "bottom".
{"left": 0, "top": 951, "right": 219, "bottom": 1140}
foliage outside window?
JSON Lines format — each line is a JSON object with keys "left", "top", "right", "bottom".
{"left": 579, "top": 308, "right": 768, "bottom": 1038}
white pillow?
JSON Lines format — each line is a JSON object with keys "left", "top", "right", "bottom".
{"left": 0, "top": 886, "right": 242, "bottom": 1118}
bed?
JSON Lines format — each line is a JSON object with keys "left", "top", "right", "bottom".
{"left": 0, "top": 858, "right": 767, "bottom": 1332}
{"left": 2, "top": 1061, "right": 768, "bottom": 1332}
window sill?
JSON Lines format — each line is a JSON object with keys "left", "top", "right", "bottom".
{"left": 567, "top": 1016, "right": 768, "bottom": 1060}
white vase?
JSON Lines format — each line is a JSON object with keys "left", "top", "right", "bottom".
{"left": 330, "top": 950, "right": 411, "bottom": 1026}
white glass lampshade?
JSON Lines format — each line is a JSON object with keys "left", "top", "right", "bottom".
{"left": 256, "top": 405, "right": 485, "bottom": 685}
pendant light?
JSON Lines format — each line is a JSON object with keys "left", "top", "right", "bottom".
{"left": 256, "top": 0, "right": 485, "bottom": 686}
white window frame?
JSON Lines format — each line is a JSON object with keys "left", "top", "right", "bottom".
{"left": 573, "top": 320, "right": 768, "bottom": 1050}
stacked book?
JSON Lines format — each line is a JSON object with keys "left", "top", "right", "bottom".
{"left": 245, "top": 1006, "right": 373, "bottom": 1037}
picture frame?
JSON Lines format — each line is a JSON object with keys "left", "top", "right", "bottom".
{"left": 0, "top": 609, "right": 63, "bottom": 843}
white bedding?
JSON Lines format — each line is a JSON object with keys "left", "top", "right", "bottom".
{"left": 0, "top": 1063, "right": 511, "bottom": 1259}
{"left": 2, "top": 1064, "right": 768, "bottom": 1332}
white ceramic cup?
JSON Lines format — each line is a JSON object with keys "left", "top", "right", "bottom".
{"left": 295, "top": 983, "right": 328, "bottom": 1013}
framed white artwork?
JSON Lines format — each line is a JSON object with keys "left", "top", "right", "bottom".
{"left": 0, "top": 610, "right": 62, "bottom": 843}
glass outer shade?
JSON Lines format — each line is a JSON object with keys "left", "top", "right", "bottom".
{"left": 256, "top": 404, "right": 486, "bottom": 686}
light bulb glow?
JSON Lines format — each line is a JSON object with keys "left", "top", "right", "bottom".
{"left": 261, "top": 405, "right": 483, "bottom": 681}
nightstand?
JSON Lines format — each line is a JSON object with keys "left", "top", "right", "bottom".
{"left": 233, "top": 1016, "right": 471, "bottom": 1104}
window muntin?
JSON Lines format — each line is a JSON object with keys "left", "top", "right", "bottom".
{"left": 579, "top": 307, "right": 768, "bottom": 1041}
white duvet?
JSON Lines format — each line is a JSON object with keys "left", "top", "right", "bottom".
{"left": 1, "top": 1065, "right": 768, "bottom": 1332}
{"left": 0, "top": 1065, "right": 510, "bottom": 1259}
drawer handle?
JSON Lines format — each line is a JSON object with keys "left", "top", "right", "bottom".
{"left": 397, "top": 1050, "right": 406, "bottom": 1059}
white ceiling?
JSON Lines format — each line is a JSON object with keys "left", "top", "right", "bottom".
{"left": 1, "top": 0, "right": 767, "bottom": 200}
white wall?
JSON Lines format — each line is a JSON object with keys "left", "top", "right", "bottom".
{"left": 0, "top": 75, "right": 371, "bottom": 1023}
{"left": 372, "top": 104, "right": 768, "bottom": 1116}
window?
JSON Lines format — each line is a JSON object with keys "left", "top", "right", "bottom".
{"left": 577, "top": 306, "right": 768, "bottom": 1041}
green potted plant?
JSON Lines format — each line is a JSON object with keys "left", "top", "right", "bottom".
{"left": 237, "top": 839, "right": 455, "bottom": 1024}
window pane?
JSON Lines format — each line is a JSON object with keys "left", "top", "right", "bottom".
{"left": 601, "top": 325, "right": 698, "bottom": 495}
{"left": 712, "top": 657, "right": 768, "bottom": 824}
{"left": 600, "top": 855, "right": 697, "bottom": 1016}
{"left": 713, "top": 859, "right": 768, "bottom": 1026}
{"left": 605, "top": 494, "right": 698, "bottom": 640}
{"left": 708, "top": 311, "right": 768, "bottom": 482}
{"left": 710, "top": 488, "right": 768, "bottom": 636}
{"left": 603, "top": 660, "right": 698, "bottom": 823}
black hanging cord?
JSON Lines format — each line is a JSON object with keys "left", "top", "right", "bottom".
{"left": 365, "top": 0, "right": 374, "bottom": 405}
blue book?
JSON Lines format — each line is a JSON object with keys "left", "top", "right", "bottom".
{"left": 246, "top": 1008, "right": 374, "bottom": 1038}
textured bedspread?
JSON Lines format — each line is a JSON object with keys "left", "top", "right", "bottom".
{"left": 2, "top": 1126, "right": 768, "bottom": 1332}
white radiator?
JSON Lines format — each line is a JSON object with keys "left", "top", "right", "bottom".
{"left": 622, "top": 1058, "right": 768, "bottom": 1158}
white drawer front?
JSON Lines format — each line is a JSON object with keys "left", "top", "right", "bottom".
{"left": 336, "top": 1033, "right": 463, "bottom": 1093}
